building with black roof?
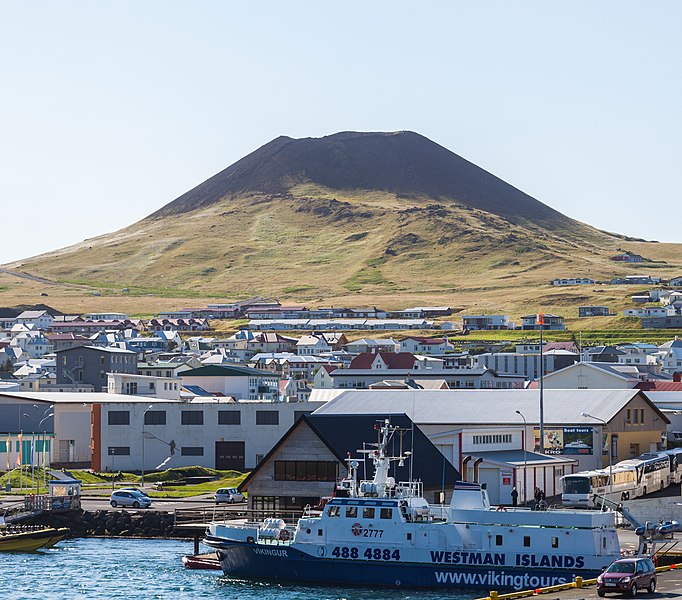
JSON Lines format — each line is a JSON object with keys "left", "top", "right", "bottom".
{"left": 239, "top": 413, "right": 460, "bottom": 511}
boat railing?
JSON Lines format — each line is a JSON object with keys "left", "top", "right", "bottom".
{"left": 173, "top": 506, "right": 307, "bottom": 528}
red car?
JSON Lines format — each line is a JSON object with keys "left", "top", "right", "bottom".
{"left": 597, "top": 557, "right": 657, "bottom": 597}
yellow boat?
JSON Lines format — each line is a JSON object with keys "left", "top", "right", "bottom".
{"left": 0, "top": 526, "right": 69, "bottom": 552}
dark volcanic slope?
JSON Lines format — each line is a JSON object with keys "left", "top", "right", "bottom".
{"left": 148, "top": 131, "right": 572, "bottom": 229}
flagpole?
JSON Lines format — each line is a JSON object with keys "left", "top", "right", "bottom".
{"left": 538, "top": 311, "right": 545, "bottom": 456}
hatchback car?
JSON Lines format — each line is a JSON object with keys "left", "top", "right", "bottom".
{"left": 110, "top": 489, "right": 152, "bottom": 509}
{"left": 597, "top": 557, "right": 656, "bottom": 597}
{"left": 214, "top": 488, "right": 245, "bottom": 504}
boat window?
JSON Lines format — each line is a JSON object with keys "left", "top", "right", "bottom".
{"left": 362, "top": 507, "right": 375, "bottom": 519}
{"left": 551, "top": 537, "right": 559, "bottom": 548}
{"left": 523, "top": 536, "right": 531, "bottom": 547}
{"left": 328, "top": 505, "right": 340, "bottom": 517}
{"left": 346, "top": 507, "right": 358, "bottom": 518}
{"left": 495, "top": 535, "right": 503, "bottom": 546}
{"left": 380, "top": 508, "right": 392, "bottom": 519}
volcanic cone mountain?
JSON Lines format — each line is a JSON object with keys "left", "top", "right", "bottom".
{"left": 9, "top": 131, "right": 678, "bottom": 311}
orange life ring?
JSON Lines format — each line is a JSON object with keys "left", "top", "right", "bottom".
{"left": 279, "top": 529, "right": 290, "bottom": 541}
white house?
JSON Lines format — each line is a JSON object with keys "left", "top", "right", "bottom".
{"left": 16, "top": 310, "right": 54, "bottom": 330}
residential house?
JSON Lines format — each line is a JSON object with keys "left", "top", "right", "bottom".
{"left": 10, "top": 331, "right": 53, "bottom": 358}
{"left": 611, "top": 276, "right": 661, "bottom": 285}
{"left": 658, "top": 339, "right": 682, "bottom": 375}
{"left": 47, "top": 333, "right": 91, "bottom": 352}
{"left": 643, "top": 316, "right": 682, "bottom": 329}
{"left": 583, "top": 345, "right": 625, "bottom": 363}
{"left": 579, "top": 306, "right": 611, "bottom": 317}
{"left": 461, "top": 315, "right": 511, "bottom": 330}
{"left": 16, "top": 310, "right": 54, "bottom": 330}
{"left": 84, "top": 312, "right": 129, "bottom": 321}
{"left": 343, "top": 338, "right": 400, "bottom": 354}
{"left": 399, "top": 336, "right": 453, "bottom": 355}
{"left": 669, "top": 277, "right": 682, "bottom": 288}
{"left": 520, "top": 314, "right": 566, "bottom": 330}
{"left": 107, "top": 372, "right": 182, "bottom": 399}
{"left": 146, "top": 318, "right": 208, "bottom": 332}
{"left": 611, "top": 252, "right": 644, "bottom": 262}
{"left": 296, "top": 332, "right": 347, "bottom": 356}
{"left": 55, "top": 346, "right": 137, "bottom": 391}
{"left": 550, "top": 277, "right": 596, "bottom": 286}
{"left": 180, "top": 364, "right": 280, "bottom": 401}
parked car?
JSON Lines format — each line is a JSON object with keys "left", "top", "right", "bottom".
{"left": 214, "top": 488, "right": 244, "bottom": 504}
{"left": 110, "top": 489, "right": 152, "bottom": 509}
{"left": 118, "top": 487, "right": 150, "bottom": 498}
{"left": 597, "top": 557, "right": 656, "bottom": 597}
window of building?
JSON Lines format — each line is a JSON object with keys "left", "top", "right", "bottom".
{"left": 627, "top": 409, "right": 632, "bottom": 424}
{"left": 640, "top": 409, "right": 645, "bottom": 424}
{"left": 472, "top": 434, "right": 512, "bottom": 445}
{"left": 362, "top": 507, "right": 375, "bottom": 519}
{"left": 108, "top": 446, "right": 130, "bottom": 455}
{"left": 274, "top": 461, "right": 338, "bottom": 482}
{"left": 345, "top": 506, "right": 358, "bottom": 518}
{"left": 108, "top": 411, "right": 130, "bottom": 425}
{"left": 218, "top": 411, "right": 241, "bottom": 425}
{"left": 294, "top": 410, "right": 312, "bottom": 422}
{"left": 144, "top": 410, "right": 166, "bottom": 425}
{"left": 181, "top": 446, "right": 204, "bottom": 456}
{"left": 380, "top": 508, "right": 392, "bottom": 519}
{"left": 256, "top": 411, "right": 279, "bottom": 425}
{"left": 633, "top": 410, "right": 639, "bottom": 424}
{"left": 181, "top": 410, "right": 203, "bottom": 425}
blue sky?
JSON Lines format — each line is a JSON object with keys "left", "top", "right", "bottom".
{"left": 1, "top": 2, "right": 680, "bottom": 263}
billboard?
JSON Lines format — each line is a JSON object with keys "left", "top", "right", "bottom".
{"left": 534, "top": 426, "right": 593, "bottom": 455}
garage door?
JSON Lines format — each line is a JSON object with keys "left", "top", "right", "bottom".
{"left": 215, "top": 441, "right": 245, "bottom": 470}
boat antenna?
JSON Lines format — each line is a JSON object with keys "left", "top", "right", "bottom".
{"left": 409, "top": 387, "right": 416, "bottom": 486}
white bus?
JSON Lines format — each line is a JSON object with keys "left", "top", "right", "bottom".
{"left": 664, "top": 448, "right": 682, "bottom": 484}
{"left": 561, "top": 452, "right": 672, "bottom": 507}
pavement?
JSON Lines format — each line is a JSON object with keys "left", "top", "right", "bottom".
{"left": 528, "top": 567, "right": 682, "bottom": 599}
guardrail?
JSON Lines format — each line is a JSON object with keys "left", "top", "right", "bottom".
{"left": 173, "top": 506, "right": 307, "bottom": 528}
{"left": 475, "top": 564, "right": 681, "bottom": 600}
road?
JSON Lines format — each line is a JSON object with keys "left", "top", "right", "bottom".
{"left": 79, "top": 493, "right": 247, "bottom": 514}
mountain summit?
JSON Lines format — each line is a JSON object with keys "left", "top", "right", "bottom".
{"left": 150, "top": 131, "right": 569, "bottom": 228}
{"left": 11, "top": 130, "right": 675, "bottom": 310}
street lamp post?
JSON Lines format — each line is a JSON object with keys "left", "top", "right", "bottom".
{"left": 141, "top": 405, "right": 153, "bottom": 488}
{"left": 581, "top": 412, "right": 613, "bottom": 505}
{"left": 36, "top": 413, "right": 54, "bottom": 496}
{"left": 515, "top": 410, "right": 528, "bottom": 504}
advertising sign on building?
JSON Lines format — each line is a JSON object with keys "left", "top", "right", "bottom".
{"left": 534, "top": 426, "right": 593, "bottom": 455}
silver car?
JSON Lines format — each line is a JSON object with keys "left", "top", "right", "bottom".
{"left": 110, "top": 489, "right": 152, "bottom": 509}
{"left": 215, "top": 488, "right": 245, "bottom": 504}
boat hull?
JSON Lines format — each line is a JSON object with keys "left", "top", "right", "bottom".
{"left": 215, "top": 542, "right": 601, "bottom": 591}
{"left": 0, "top": 527, "right": 68, "bottom": 552}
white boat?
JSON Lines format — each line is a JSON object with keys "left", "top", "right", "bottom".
{"left": 204, "top": 420, "right": 621, "bottom": 591}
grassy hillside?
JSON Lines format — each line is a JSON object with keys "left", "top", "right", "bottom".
{"left": 2, "top": 183, "right": 681, "bottom": 324}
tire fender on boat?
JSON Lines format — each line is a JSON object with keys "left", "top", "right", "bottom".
{"left": 279, "top": 529, "right": 290, "bottom": 541}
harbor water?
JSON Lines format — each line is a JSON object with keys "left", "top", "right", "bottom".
{"left": 3, "top": 538, "right": 476, "bottom": 599}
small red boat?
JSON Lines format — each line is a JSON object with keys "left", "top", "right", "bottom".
{"left": 182, "top": 552, "right": 221, "bottom": 570}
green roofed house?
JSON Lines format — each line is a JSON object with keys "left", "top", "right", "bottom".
{"left": 180, "top": 364, "right": 280, "bottom": 400}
